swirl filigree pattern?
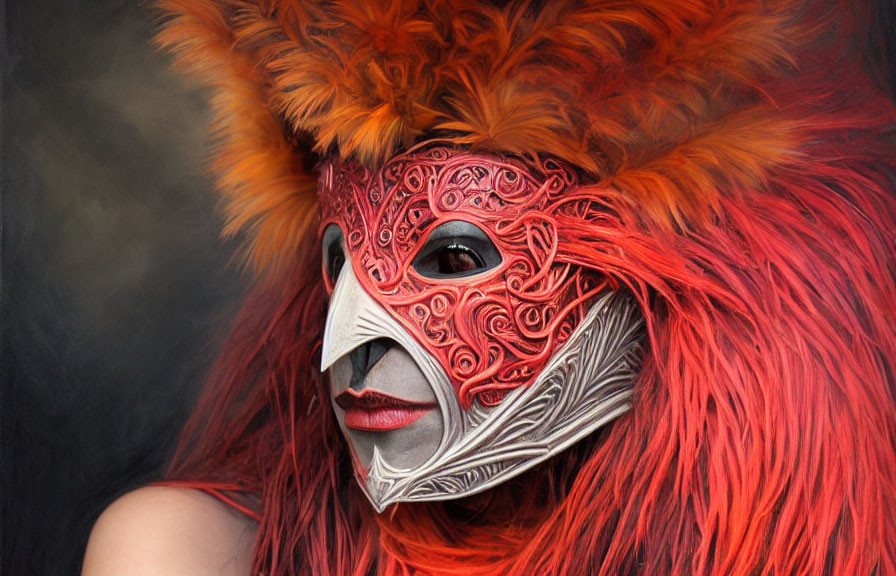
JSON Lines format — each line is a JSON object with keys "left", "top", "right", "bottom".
{"left": 319, "top": 146, "right": 609, "bottom": 408}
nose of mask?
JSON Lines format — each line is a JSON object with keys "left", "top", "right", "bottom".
{"left": 348, "top": 338, "right": 393, "bottom": 390}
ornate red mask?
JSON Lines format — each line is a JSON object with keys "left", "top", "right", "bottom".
{"left": 319, "top": 145, "right": 614, "bottom": 408}
{"left": 318, "top": 144, "right": 643, "bottom": 510}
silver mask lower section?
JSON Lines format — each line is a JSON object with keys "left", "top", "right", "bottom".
{"left": 321, "top": 266, "right": 646, "bottom": 513}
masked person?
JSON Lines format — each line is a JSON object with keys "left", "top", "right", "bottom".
{"left": 83, "top": 1, "right": 896, "bottom": 575}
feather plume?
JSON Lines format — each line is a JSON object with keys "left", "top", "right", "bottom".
{"left": 155, "top": 0, "right": 828, "bottom": 274}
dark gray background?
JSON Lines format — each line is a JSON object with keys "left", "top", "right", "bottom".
{"left": 2, "top": 1, "right": 247, "bottom": 575}
{"left": 1, "top": 1, "right": 894, "bottom": 576}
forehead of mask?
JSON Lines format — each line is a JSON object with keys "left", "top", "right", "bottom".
{"left": 319, "top": 146, "right": 611, "bottom": 408}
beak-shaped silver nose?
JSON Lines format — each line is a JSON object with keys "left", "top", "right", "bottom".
{"left": 320, "top": 264, "right": 401, "bottom": 372}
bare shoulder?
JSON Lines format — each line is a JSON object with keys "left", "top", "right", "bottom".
{"left": 82, "top": 485, "right": 257, "bottom": 576}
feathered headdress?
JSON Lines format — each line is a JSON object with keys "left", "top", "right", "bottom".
{"left": 155, "top": 0, "right": 837, "bottom": 277}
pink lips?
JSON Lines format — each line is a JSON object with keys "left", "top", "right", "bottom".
{"left": 335, "top": 388, "right": 437, "bottom": 431}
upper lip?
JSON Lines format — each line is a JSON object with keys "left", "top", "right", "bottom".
{"left": 335, "top": 388, "right": 437, "bottom": 411}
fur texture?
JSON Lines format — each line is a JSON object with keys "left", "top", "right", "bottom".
{"left": 156, "top": 1, "right": 896, "bottom": 574}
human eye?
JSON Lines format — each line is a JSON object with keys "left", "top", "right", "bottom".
{"left": 411, "top": 221, "right": 501, "bottom": 279}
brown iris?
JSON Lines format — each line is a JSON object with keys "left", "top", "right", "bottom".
{"left": 438, "top": 245, "right": 484, "bottom": 275}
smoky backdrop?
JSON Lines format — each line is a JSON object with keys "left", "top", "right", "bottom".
{"left": 2, "top": 1, "right": 247, "bottom": 575}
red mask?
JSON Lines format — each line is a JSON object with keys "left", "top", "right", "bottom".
{"left": 319, "top": 145, "right": 613, "bottom": 409}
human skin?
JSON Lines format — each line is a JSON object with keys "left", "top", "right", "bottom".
{"left": 81, "top": 486, "right": 256, "bottom": 576}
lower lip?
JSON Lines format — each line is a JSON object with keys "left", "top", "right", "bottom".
{"left": 343, "top": 407, "right": 433, "bottom": 431}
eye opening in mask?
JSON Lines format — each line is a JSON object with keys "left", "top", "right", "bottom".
{"left": 321, "top": 224, "right": 346, "bottom": 287}
{"left": 412, "top": 220, "right": 502, "bottom": 279}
